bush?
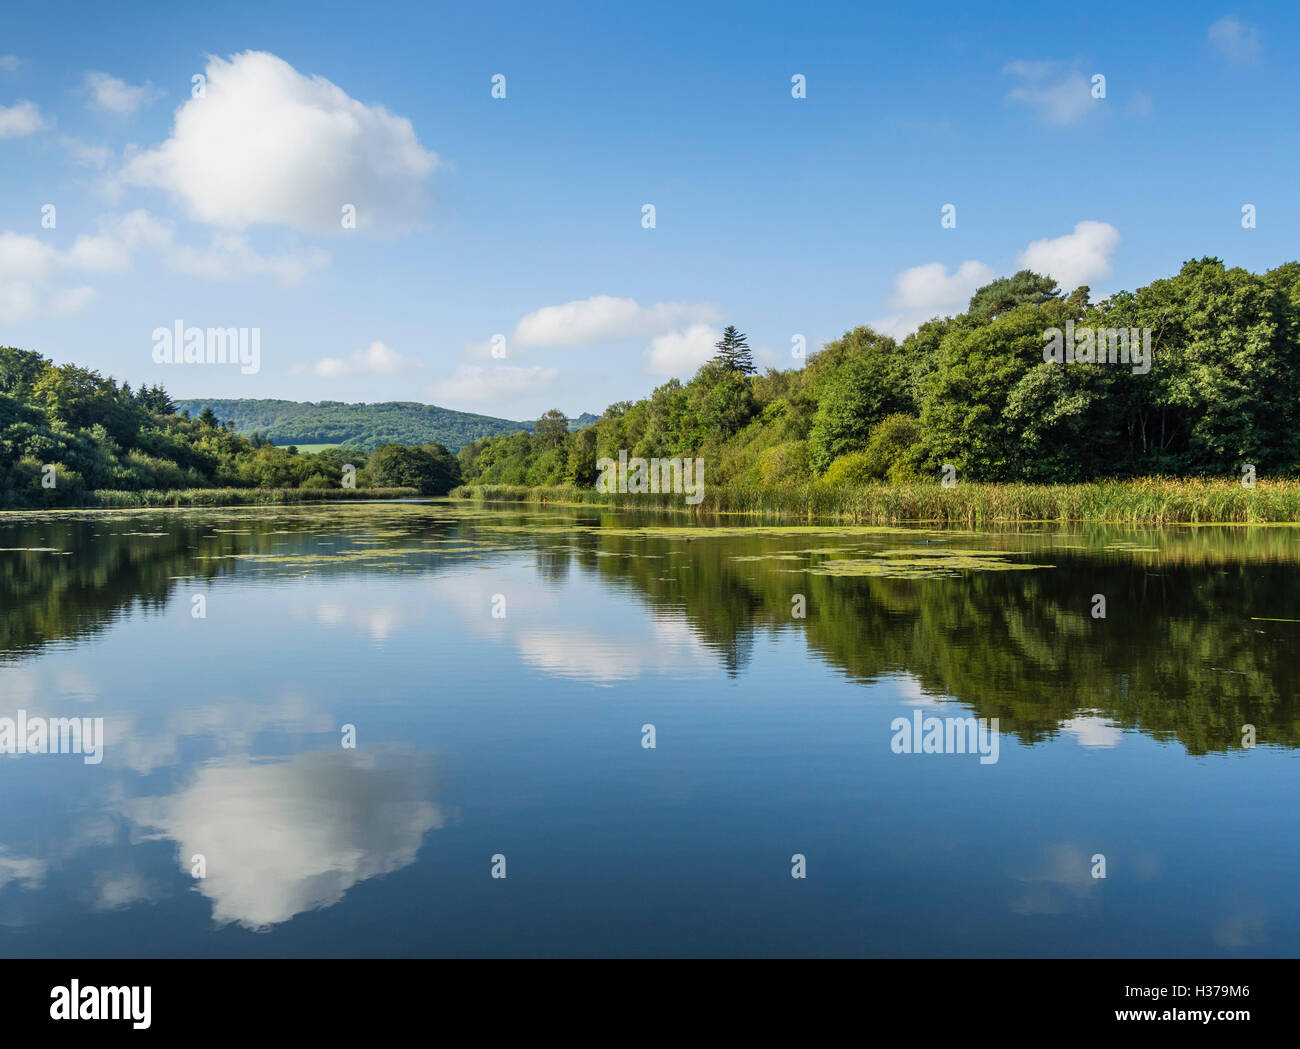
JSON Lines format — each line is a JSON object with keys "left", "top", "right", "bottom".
{"left": 820, "top": 450, "right": 876, "bottom": 487}
{"left": 861, "top": 413, "right": 923, "bottom": 480}
{"left": 758, "top": 440, "right": 811, "bottom": 486}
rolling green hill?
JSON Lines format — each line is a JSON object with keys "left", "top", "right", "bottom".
{"left": 174, "top": 399, "right": 594, "bottom": 451}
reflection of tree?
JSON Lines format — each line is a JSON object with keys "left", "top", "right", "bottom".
{"left": 5, "top": 506, "right": 1296, "bottom": 755}
{"left": 0, "top": 521, "right": 200, "bottom": 660}
{"left": 564, "top": 526, "right": 1300, "bottom": 755}
{"left": 0, "top": 509, "right": 469, "bottom": 663}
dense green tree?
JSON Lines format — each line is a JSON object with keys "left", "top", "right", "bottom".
{"left": 534, "top": 409, "right": 570, "bottom": 450}
{"left": 366, "top": 442, "right": 462, "bottom": 495}
{"left": 567, "top": 426, "right": 599, "bottom": 486}
{"left": 806, "top": 328, "right": 910, "bottom": 474}
{"left": 690, "top": 361, "right": 756, "bottom": 438}
{"left": 966, "top": 269, "right": 1061, "bottom": 324}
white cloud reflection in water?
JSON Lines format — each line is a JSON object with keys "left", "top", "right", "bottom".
{"left": 124, "top": 750, "right": 444, "bottom": 929}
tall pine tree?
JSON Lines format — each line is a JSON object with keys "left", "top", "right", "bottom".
{"left": 711, "top": 325, "right": 756, "bottom": 374}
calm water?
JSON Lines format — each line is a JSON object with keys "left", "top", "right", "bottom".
{"left": 1, "top": 501, "right": 1297, "bottom": 957}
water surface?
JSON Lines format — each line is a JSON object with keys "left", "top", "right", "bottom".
{"left": 1, "top": 501, "right": 1297, "bottom": 956}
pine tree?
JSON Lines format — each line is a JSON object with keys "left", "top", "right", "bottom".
{"left": 711, "top": 325, "right": 756, "bottom": 374}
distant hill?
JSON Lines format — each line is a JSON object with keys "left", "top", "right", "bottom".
{"left": 173, "top": 399, "right": 592, "bottom": 452}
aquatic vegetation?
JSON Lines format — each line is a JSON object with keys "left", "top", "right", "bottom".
{"left": 457, "top": 479, "right": 1300, "bottom": 525}
{"left": 798, "top": 552, "right": 1053, "bottom": 578}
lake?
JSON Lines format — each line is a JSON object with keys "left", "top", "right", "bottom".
{"left": 1, "top": 500, "right": 1297, "bottom": 957}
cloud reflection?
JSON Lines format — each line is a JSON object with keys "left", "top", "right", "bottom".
{"left": 125, "top": 750, "right": 444, "bottom": 929}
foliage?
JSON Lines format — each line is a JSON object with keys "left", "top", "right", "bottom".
{"left": 170, "top": 398, "right": 597, "bottom": 452}
{"left": 460, "top": 259, "right": 1300, "bottom": 500}
{"left": 0, "top": 346, "right": 453, "bottom": 507}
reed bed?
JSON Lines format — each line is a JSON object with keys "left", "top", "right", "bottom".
{"left": 80, "top": 487, "right": 420, "bottom": 508}
{"left": 452, "top": 479, "right": 1300, "bottom": 524}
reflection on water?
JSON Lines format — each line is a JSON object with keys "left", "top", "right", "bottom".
{"left": 126, "top": 751, "right": 443, "bottom": 929}
{"left": 0, "top": 502, "right": 1298, "bottom": 956}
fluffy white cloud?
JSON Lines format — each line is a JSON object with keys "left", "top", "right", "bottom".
{"left": 1017, "top": 220, "right": 1120, "bottom": 290}
{"left": 644, "top": 322, "right": 719, "bottom": 376}
{"left": 1208, "top": 16, "right": 1261, "bottom": 64}
{"left": 0, "top": 231, "right": 58, "bottom": 283}
{"left": 429, "top": 363, "right": 557, "bottom": 404}
{"left": 1003, "top": 61, "right": 1096, "bottom": 125}
{"left": 124, "top": 51, "right": 438, "bottom": 235}
{"left": 513, "top": 294, "right": 718, "bottom": 348}
{"left": 872, "top": 260, "right": 995, "bottom": 338}
{"left": 291, "top": 340, "right": 420, "bottom": 378}
{"left": 0, "top": 99, "right": 44, "bottom": 138}
{"left": 871, "top": 222, "right": 1120, "bottom": 338}
{"left": 888, "top": 259, "right": 995, "bottom": 312}
{"left": 0, "top": 210, "right": 171, "bottom": 320}
{"left": 0, "top": 232, "right": 73, "bottom": 320}
{"left": 84, "top": 71, "right": 158, "bottom": 116}
{"left": 168, "top": 232, "right": 328, "bottom": 284}
{"left": 64, "top": 209, "right": 173, "bottom": 272}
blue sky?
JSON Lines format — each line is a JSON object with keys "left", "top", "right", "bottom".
{"left": 0, "top": 0, "right": 1294, "bottom": 420}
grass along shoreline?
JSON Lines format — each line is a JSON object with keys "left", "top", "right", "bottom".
{"left": 11, "top": 487, "right": 421, "bottom": 509}
{"left": 451, "top": 479, "right": 1300, "bottom": 525}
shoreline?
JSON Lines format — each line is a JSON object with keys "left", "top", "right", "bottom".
{"left": 0, "top": 487, "right": 421, "bottom": 511}
{"left": 450, "top": 479, "right": 1300, "bottom": 525}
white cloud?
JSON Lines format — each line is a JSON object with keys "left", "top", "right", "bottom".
{"left": 1017, "top": 220, "right": 1120, "bottom": 290}
{"left": 644, "top": 322, "right": 719, "bottom": 376}
{"left": 0, "top": 280, "right": 40, "bottom": 322}
{"left": 870, "top": 222, "right": 1120, "bottom": 339}
{"left": 84, "top": 71, "right": 159, "bottom": 116}
{"left": 0, "top": 210, "right": 171, "bottom": 320}
{"left": 888, "top": 259, "right": 996, "bottom": 312}
{"left": 429, "top": 363, "right": 557, "bottom": 404}
{"left": 1208, "top": 16, "right": 1261, "bottom": 64}
{"left": 513, "top": 294, "right": 718, "bottom": 348}
{"left": 871, "top": 259, "right": 995, "bottom": 338}
{"left": 0, "top": 56, "right": 21, "bottom": 74}
{"left": 168, "top": 232, "right": 328, "bottom": 284}
{"left": 0, "top": 99, "right": 45, "bottom": 138}
{"left": 64, "top": 209, "right": 173, "bottom": 272}
{"left": 291, "top": 340, "right": 421, "bottom": 378}
{"left": 0, "top": 232, "right": 59, "bottom": 321}
{"left": 0, "top": 231, "right": 59, "bottom": 282}
{"left": 123, "top": 51, "right": 438, "bottom": 235}
{"left": 1003, "top": 61, "right": 1096, "bottom": 125}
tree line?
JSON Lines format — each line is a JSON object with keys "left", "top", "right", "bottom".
{"left": 0, "top": 347, "right": 461, "bottom": 507}
{"left": 458, "top": 258, "right": 1300, "bottom": 490}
